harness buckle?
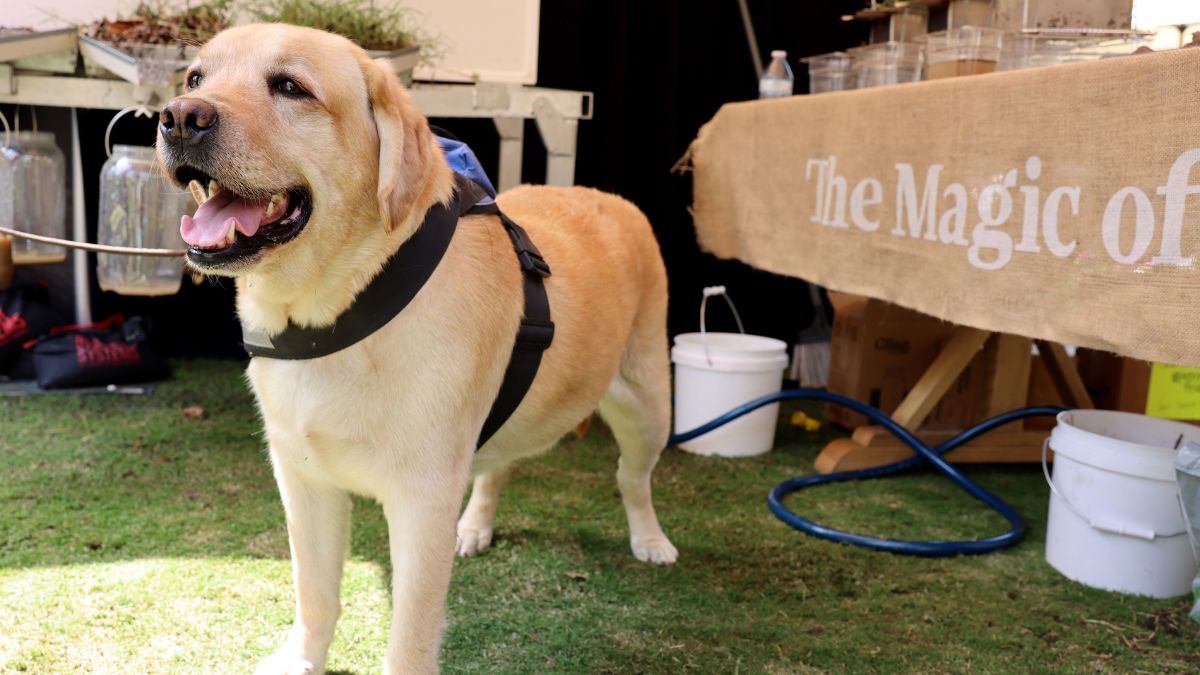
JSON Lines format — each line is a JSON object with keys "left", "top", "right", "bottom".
{"left": 516, "top": 249, "right": 552, "bottom": 278}
{"left": 502, "top": 215, "right": 552, "bottom": 278}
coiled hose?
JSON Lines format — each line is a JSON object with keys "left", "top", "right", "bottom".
{"left": 667, "top": 388, "right": 1066, "bottom": 557}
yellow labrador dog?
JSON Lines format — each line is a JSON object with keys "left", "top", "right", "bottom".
{"left": 157, "top": 24, "right": 676, "bottom": 674}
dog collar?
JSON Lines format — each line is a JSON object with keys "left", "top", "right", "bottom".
{"left": 240, "top": 173, "right": 488, "bottom": 360}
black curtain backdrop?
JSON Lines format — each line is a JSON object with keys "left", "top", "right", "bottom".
{"left": 527, "top": 0, "right": 867, "bottom": 340}
{"left": 5, "top": 1, "right": 866, "bottom": 358}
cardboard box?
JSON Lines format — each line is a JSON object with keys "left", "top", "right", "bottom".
{"left": 825, "top": 293, "right": 986, "bottom": 430}
{"left": 1076, "top": 350, "right": 1200, "bottom": 423}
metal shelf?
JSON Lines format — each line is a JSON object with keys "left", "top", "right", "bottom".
{"left": 1, "top": 29, "right": 592, "bottom": 322}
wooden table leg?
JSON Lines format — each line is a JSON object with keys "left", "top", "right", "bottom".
{"left": 1035, "top": 340, "right": 1095, "bottom": 409}
{"left": 983, "top": 335, "right": 1034, "bottom": 432}
{"left": 815, "top": 326, "right": 990, "bottom": 473}
{"left": 814, "top": 330, "right": 1075, "bottom": 473}
{"left": 890, "top": 326, "right": 992, "bottom": 428}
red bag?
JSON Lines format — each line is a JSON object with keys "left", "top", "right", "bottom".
{"left": 28, "top": 315, "right": 169, "bottom": 389}
{"left": 0, "top": 284, "right": 64, "bottom": 375}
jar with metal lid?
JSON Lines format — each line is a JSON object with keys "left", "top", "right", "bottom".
{"left": 0, "top": 131, "right": 67, "bottom": 265}
{"left": 97, "top": 145, "right": 192, "bottom": 296}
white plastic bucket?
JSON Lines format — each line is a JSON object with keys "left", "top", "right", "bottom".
{"left": 671, "top": 287, "right": 788, "bottom": 457}
{"left": 1044, "top": 409, "right": 1199, "bottom": 598}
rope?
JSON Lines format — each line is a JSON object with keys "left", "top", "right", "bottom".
{"left": 0, "top": 226, "right": 185, "bottom": 257}
{"left": 0, "top": 105, "right": 186, "bottom": 258}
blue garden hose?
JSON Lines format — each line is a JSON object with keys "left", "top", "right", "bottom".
{"left": 667, "top": 389, "right": 1067, "bottom": 557}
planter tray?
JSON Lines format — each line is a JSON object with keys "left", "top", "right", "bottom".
{"left": 0, "top": 28, "right": 78, "bottom": 74}
{"left": 79, "top": 34, "right": 196, "bottom": 87}
{"left": 369, "top": 45, "right": 421, "bottom": 85}
{"left": 79, "top": 37, "right": 419, "bottom": 88}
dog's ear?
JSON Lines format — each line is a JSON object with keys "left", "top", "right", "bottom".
{"left": 362, "top": 57, "right": 436, "bottom": 232}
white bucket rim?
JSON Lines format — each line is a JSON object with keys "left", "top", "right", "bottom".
{"left": 672, "top": 332, "right": 789, "bottom": 373}
{"left": 1049, "top": 409, "right": 1191, "bottom": 483}
{"left": 674, "top": 331, "right": 789, "bottom": 353}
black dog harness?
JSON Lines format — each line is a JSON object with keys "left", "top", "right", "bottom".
{"left": 240, "top": 173, "right": 554, "bottom": 449}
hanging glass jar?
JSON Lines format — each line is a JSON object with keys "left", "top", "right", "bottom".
{"left": 97, "top": 145, "right": 192, "bottom": 296}
{"left": 0, "top": 131, "right": 67, "bottom": 265}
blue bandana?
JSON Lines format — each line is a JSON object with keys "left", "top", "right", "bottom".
{"left": 437, "top": 135, "right": 496, "bottom": 204}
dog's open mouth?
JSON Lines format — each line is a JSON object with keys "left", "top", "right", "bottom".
{"left": 175, "top": 166, "right": 312, "bottom": 267}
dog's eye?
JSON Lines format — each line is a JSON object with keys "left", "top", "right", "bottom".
{"left": 186, "top": 72, "right": 202, "bottom": 89}
{"left": 271, "top": 77, "right": 310, "bottom": 98}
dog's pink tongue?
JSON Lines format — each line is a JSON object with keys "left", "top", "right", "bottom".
{"left": 180, "top": 189, "right": 269, "bottom": 248}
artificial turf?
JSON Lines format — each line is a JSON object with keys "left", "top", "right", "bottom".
{"left": 1, "top": 359, "right": 1196, "bottom": 673}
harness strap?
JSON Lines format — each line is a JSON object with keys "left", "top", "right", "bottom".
{"left": 239, "top": 171, "right": 554, "bottom": 452}
{"left": 469, "top": 202, "right": 555, "bottom": 448}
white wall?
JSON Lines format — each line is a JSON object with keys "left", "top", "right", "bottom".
{"left": 2, "top": 0, "right": 540, "bottom": 83}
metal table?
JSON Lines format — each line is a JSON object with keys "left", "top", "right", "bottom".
{"left": 0, "top": 30, "right": 593, "bottom": 322}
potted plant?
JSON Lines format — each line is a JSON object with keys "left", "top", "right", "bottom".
{"left": 79, "top": 0, "right": 235, "bottom": 86}
{"left": 245, "top": 0, "right": 424, "bottom": 83}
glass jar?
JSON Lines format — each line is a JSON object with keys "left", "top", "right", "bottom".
{"left": 97, "top": 145, "right": 192, "bottom": 296}
{"left": 0, "top": 131, "right": 67, "bottom": 265}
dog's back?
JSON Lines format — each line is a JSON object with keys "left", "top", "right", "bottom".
{"left": 470, "top": 185, "right": 670, "bottom": 470}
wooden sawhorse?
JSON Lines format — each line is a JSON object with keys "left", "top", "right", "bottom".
{"left": 814, "top": 328, "right": 1095, "bottom": 474}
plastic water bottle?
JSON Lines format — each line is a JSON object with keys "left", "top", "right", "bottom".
{"left": 759, "top": 50, "right": 794, "bottom": 99}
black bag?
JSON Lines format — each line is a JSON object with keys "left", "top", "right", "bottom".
{"left": 30, "top": 315, "right": 170, "bottom": 389}
{"left": 0, "top": 283, "right": 65, "bottom": 374}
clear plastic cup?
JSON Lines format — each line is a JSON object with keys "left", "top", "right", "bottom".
{"left": 947, "top": 0, "right": 994, "bottom": 29}
{"left": 924, "top": 27, "right": 1004, "bottom": 80}
{"left": 889, "top": 5, "right": 928, "bottom": 43}
{"left": 1000, "top": 31, "right": 1149, "bottom": 71}
{"left": 801, "top": 52, "right": 853, "bottom": 93}
{"left": 848, "top": 42, "right": 924, "bottom": 89}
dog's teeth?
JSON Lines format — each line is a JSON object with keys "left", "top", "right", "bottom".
{"left": 187, "top": 180, "right": 205, "bottom": 206}
{"left": 209, "top": 180, "right": 222, "bottom": 198}
{"left": 226, "top": 219, "right": 237, "bottom": 245}
{"left": 266, "top": 193, "right": 285, "bottom": 219}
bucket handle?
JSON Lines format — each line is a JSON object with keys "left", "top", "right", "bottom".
{"left": 700, "top": 286, "right": 745, "bottom": 367}
{"left": 104, "top": 105, "right": 159, "bottom": 159}
{"left": 1042, "top": 438, "right": 1186, "bottom": 541}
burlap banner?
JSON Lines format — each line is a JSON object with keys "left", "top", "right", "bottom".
{"left": 689, "top": 48, "right": 1200, "bottom": 366}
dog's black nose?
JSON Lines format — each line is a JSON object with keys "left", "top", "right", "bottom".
{"left": 160, "top": 98, "right": 218, "bottom": 144}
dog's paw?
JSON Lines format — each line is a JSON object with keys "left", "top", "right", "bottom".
{"left": 631, "top": 536, "right": 678, "bottom": 565}
{"left": 455, "top": 526, "right": 494, "bottom": 557}
{"left": 253, "top": 650, "right": 319, "bottom": 675}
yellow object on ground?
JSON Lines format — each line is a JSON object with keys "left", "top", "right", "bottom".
{"left": 790, "top": 411, "right": 822, "bottom": 432}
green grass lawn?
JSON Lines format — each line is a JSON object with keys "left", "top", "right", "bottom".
{"left": 1, "top": 360, "right": 1196, "bottom": 673}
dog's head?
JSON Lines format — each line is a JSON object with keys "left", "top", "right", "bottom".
{"left": 158, "top": 23, "right": 442, "bottom": 276}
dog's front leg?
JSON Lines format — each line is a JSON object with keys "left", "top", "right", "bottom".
{"left": 380, "top": 448, "right": 472, "bottom": 674}
{"left": 256, "top": 454, "right": 351, "bottom": 675}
